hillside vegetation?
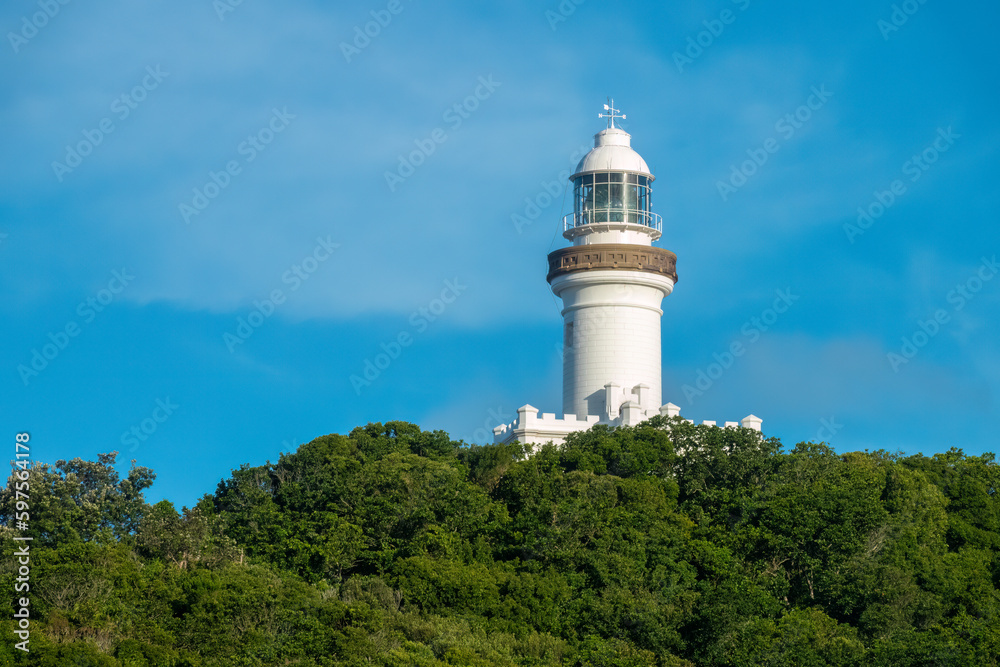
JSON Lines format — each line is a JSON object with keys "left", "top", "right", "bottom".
{"left": 2, "top": 417, "right": 999, "bottom": 666}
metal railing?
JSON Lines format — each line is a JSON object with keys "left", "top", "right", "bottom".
{"left": 563, "top": 209, "right": 662, "bottom": 233}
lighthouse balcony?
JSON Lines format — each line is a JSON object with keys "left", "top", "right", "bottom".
{"left": 563, "top": 210, "right": 662, "bottom": 234}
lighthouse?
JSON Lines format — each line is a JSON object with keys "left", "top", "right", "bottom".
{"left": 494, "top": 101, "right": 761, "bottom": 446}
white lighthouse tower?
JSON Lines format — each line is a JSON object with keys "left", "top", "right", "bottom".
{"left": 494, "top": 101, "right": 761, "bottom": 447}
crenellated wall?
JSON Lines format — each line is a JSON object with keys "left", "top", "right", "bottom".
{"left": 493, "top": 400, "right": 761, "bottom": 448}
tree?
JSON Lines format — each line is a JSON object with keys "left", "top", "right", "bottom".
{"left": 0, "top": 452, "right": 154, "bottom": 545}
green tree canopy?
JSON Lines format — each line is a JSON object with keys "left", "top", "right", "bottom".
{"left": 2, "top": 420, "right": 998, "bottom": 666}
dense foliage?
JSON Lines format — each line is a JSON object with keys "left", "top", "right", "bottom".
{"left": 2, "top": 417, "right": 999, "bottom": 665}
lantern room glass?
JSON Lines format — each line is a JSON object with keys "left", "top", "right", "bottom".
{"left": 572, "top": 172, "right": 653, "bottom": 227}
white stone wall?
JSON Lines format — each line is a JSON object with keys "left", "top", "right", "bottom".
{"left": 492, "top": 405, "right": 601, "bottom": 449}
{"left": 493, "top": 401, "right": 763, "bottom": 447}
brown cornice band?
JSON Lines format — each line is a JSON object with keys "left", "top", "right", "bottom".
{"left": 546, "top": 244, "right": 679, "bottom": 284}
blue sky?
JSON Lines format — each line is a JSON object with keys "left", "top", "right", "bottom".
{"left": 2, "top": 0, "right": 998, "bottom": 508}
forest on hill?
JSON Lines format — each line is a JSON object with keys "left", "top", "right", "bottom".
{"left": 1, "top": 417, "right": 999, "bottom": 666}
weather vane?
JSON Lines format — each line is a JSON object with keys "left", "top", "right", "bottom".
{"left": 598, "top": 98, "right": 625, "bottom": 128}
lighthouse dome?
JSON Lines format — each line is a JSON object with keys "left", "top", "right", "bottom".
{"left": 564, "top": 107, "right": 661, "bottom": 244}
{"left": 573, "top": 127, "right": 653, "bottom": 179}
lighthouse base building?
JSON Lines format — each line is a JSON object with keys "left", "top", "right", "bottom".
{"left": 494, "top": 102, "right": 761, "bottom": 448}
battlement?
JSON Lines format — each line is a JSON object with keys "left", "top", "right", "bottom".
{"left": 493, "top": 400, "right": 761, "bottom": 448}
{"left": 491, "top": 405, "right": 600, "bottom": 447}
{"left": 657, "top": 402, "right": 762, "bottom": 431}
